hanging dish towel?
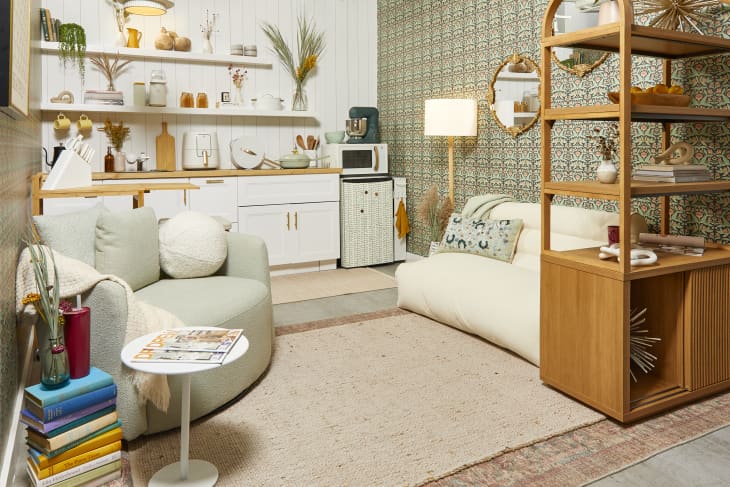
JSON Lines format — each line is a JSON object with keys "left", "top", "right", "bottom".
{"left": 395, "top": 199, "right": 410, "bottom": 239}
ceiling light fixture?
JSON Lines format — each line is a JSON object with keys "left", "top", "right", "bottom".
{"left": 122, "top": 0, "right": 173, "bottom": 16}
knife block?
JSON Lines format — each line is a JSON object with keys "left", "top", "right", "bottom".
{"left": 42, "top": 150, "right": 92, "bottom": 190}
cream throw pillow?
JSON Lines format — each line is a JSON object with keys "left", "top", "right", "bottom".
{"left": 437, "top": 213, "right": 523, "bottom": 263}
{"left": 159, "top": 211, "right": 227, "bottom": 279}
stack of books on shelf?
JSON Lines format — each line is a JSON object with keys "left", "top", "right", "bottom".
{"left": 83, "top": 91, "right": 124, "bottom": 106}
{"left": 633, "top": 164, "right": 711, "bottom": 183}
{"left": 21, "top": 367, "right": 123, "bottom": 487}
{"left": 39, "top": 9, "right": 61, "bottom": 42}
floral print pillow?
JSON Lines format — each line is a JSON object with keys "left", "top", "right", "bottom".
{"left": 436, "top": 214, "right": 524, "bottom": 263}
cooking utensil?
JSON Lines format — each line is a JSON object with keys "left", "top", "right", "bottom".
{"left": 251, "top": 93, "right": 284, "bottom": 111}
{"left": 279, "top": 150, "right": 311, "bottom": 169}
{"left": 296, "top": 134, "right": 306, "bottom": 151}
{"left": 156, "top": 122, "right": 176, "bottom": 171}
{"left": 230, "top": 136, "right": 280, "bottom": 169}
{"left": 307, "top": 135, "right": 315, "bottom": 150}
{"left": 314, "top": 136, "right": 320, "bottom": 150}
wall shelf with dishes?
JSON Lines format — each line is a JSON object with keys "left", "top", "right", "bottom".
{"left": 40, "top": 42, "right": 273, "bottom": 68}
{"left": 40, "top": 102, "right": 317, "bottom": 119}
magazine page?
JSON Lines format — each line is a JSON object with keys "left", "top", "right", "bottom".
{"left": 130, "top": 349, "right": 228, "bottom": 364}
{"left": 637, "top": 233, "right": 705, "bottom": 257}
{"left": 141, "top": 329, "right": 242, "bottom": 352}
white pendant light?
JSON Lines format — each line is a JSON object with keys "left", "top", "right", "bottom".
{"left": 122, "top": 0, "right": 174, "bottom": 16}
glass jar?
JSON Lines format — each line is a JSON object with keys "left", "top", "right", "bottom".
{"left": 133, "top": 82, "right": 146, "bottom": 106}
{"left": 180, "top": 91, "right": 194, "bottom": 108}
{"left": 196, "top": 92, "right": 209, "bottom": 108}
{"left": 41, "top": 335, "right": 70, "bottom": 389}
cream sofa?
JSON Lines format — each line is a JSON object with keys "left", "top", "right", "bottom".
{"left": 396, "top": 202, "right": 620, "bottom": 366}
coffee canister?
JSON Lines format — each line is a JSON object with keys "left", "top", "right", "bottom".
{"left": 133, "top": 82, "right": 146, "bottom": 106}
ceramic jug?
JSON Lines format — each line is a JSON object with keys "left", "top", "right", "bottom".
{"left": 126, "top": 28, "right": 142, "bottom": 48}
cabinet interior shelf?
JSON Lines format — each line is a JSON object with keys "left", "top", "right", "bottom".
{"left": 543, "top": 180, "right": 730, "bottom": 199}
{"left": 542, "top": 246, "right": 730, "bottom": 281}
{"left": 40, "top": 103, "right": 317, "bottom": 119}
{"left": 40, "top": 41, "right": 273, "bottom": 67}
{"left": 542, "top": 23, "right": 730, "bottom": 58}
{"left": 544, "top": 105, "right": 730, "bottom": 122}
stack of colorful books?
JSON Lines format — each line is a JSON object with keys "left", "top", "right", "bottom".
{"left": 633, "top": 164, "right": 711, "bottom": 183}
{"left": 21, "top": 367, "right": 123, "bottom": 486}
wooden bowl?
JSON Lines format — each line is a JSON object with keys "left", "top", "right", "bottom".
{"left": 607, "top": 91, "right": 691, "bottom": 107}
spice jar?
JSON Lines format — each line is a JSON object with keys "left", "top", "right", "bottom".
{"left": 180, "top": 92, "right": 194, "bottom": 108}
{"left": 196, "top": 92, "right": 209, "bottom": 108}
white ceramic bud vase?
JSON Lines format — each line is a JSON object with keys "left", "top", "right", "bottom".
{"left": 597, "top": 157, "right": 618, "bottom": 184}
{"left": 597, "top": 0, "right": 621, "bottom": 26}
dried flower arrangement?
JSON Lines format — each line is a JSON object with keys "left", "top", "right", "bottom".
{"left": 98, "top": 119, "right": 131, "bottom": 152}
{"left": 88, "top": 53, "right": 132, "bottom": 91}
{"left": 588, "top": 122, "right": 620, "bottom": 160}
{"left": 416, "top": 184, "right": 454, "bottom": 244}
{"left": 228, "top": 65, "right": 248, "bottom": 88}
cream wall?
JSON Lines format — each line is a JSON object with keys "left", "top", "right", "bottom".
{"left": 40, "top": 0, "right": 377, "bottom": 172}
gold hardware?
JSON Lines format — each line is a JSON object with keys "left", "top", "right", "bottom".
{"left": 205, "top": 179, "right": 224, "bottom": 184}
{"left": 203, "top": 150, "right": 209, "bottom": 167}
{"left": 287, "top": 212, "right": 290, "bottom": 230}
{"left": 374, "top": 146, "right": 380, "bottom": 172}
{"left": 295, "top": 211, "right": 298, "bottom": 230}
{"left": 183, "top": 190, "right": 187, "bottom": 205}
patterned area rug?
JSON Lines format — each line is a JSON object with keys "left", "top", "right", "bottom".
{"left": 270, "top": 267, "right": 396, "bottom": 304}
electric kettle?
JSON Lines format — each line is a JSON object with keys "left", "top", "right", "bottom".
{"left": 182, "top": 132, "right": 220, "bottom": 169}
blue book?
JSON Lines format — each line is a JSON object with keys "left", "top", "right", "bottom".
{"left": 25, "top": 384, "right": 117, "bottom": 422}
{"left": 20, "top": 397, "right": 116, "bottom": 435}
{"left": 27, "top": 421, "right": 122, "bottom": 458}
{"left": 25, "top": 368, "right": 113, "bottom": 408}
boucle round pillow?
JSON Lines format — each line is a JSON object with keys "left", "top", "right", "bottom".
{"left": 159, "top": 211, "right": 227, "bottom": 278}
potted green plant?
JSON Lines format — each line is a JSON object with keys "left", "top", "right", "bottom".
{"left": 58, "top": 23, "right": 87, "bottom": 82}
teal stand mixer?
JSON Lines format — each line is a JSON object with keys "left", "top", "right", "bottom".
{"left": 346, "top": 107, "right": 380, "bottom": 143}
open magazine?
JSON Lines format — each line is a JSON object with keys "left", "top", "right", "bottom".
{"left": 637, "top": 233, "right": 705, "bottom": 257}
{"left": 131, "top": 329, "right": 243, "bottom": 364}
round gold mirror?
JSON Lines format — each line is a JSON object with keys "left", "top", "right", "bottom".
{"left": 486, "top": 53, "right": 541, "bottom": 138}
{"left": 551, "top": 0, "right": 609, "bottom": 77}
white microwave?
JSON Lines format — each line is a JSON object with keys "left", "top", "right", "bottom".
{"left": 322, "top": 143, "right": 388, "bottom": 175}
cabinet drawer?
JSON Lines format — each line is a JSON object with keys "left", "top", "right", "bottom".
{"left": 238, "top": 174, "right": 339, "bottom": 206}
{"left": 188, "top": 177, "right": 238, "bottom": 223}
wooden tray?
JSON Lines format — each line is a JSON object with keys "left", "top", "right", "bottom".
{"left": 607, "top": 92, "right": 691, "bottom": 107}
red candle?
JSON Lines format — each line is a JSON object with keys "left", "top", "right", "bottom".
{"left": 63, "top": 307, "right": 90, "bottom": 379}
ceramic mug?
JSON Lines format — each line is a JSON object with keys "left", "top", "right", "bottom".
{"left": 77, "top": 114, "right": 92, "bottom": 131}
{"left": 53, "top": 113, "right": 70, "bottom": 131}
{"left": 607, "top": 225, "right": 620, "bottom": 245}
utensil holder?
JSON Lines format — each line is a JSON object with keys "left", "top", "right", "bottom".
{"left": 42, "top": 149, "right": 92, "bottom": 190}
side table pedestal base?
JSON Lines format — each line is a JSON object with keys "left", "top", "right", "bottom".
{"left": 149, "top": 459, "right": 218, "bottom": 487}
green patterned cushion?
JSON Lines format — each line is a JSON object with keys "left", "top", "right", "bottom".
{"left": 437, "top": 214, "right": 523, "bottom": 263}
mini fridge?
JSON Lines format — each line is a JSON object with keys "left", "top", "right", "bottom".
{"left": 340, "top": 176, "right": 394, "bottom": 268}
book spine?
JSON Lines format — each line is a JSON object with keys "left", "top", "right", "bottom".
{"left": 53, "top": 19, "right": 61, "bottom": 43}
{"left": 26, "top": 451, "right": 120, "bottom": 487}
{"left": 45, "top": 9, "right": 54, "bottom": 42}
{"left": 30, "top": 421, "right": 121, "bottom": 458}
{"left": 31, "top": 427, "right": 123, "bottom": 469}
{"left": 45, "top": 406, "right": 116, "bottom": 438}
{"left": 39, "top": 9, "right": 49, "bottom": 41}
{"left": 25, "top": 367, "right": 113, "bottom": 408}
{"left": 32, "top": 441, "right": 121, "bottom": 480}
{"left": 51, "top": 460, "right": 122, "bottom": 487}
{"left": 21, "top": 398, "right": 116, "bottom": 434}
{"left": 39, "top": 411, "right": 119, "bottom": 451}
{"left": 35, "top": 384, "right": 117, "bottom": 422}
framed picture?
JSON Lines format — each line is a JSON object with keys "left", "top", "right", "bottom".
{"left": 0, "top": 0, "right": 31, "bottom": 118}
{"left": 221, "top": 91, "right": 231, "bottom": 103}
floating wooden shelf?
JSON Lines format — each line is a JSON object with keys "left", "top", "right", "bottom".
{"left": 544, "top": 105, "right": 730, "bottom": 122}
{"left": 543, "top": 180, "right": 730, "bottom": 200}
{"left": 40, "top": 103, "right": 317, "bottom": 119}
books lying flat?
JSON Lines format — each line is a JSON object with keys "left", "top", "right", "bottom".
{"left": 25, "top": 384, "right": 117, "bottom": 422}
{"left": 633, "top": 174, "right": 711, "bottom": 183}
{"left": 27, "top": 421, "right": 122, "bottom": 457}
{"left": 131, "top": 328, "right": 243, "bottom": 364}
{"left": 29, "top": 427, "right": 123, "bottom": 469}
{"left": 636, "top": 164, "right": 708, "bottom": 173}
{"left": 28, "top": 440, "right": 121, "bottom": 480}
{"left": 634, "top": 164, "right": 711, "bottom": 182}
{"left": 25, "top": 368, "right": 113, "bottom": 409}
{"left": 21, "top": 398, "right": 116, "bottom": 435}
{"left": 26, "top": 411, "right": 119, "bottom": 452}
{"left": 26, "top": 455, "right": 121, "bottom": 487}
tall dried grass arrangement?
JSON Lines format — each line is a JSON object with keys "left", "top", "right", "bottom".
{"left": 416, "top": 184, "right": 452, "bottom": 243}
{"left": 261, "top": 15, "right": 325, "bottom": 84}
{"left": 88, "top": 53, "right": 132, "bottom": 91}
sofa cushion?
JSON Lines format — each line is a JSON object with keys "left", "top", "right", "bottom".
{"left": 437, "top": 214, "right": 523, "bottom": 263}
{"left": 159, "top": 211, "right": 228, "bottom": 279}
{"left": 95, "top": 207, "right": 160, "bottom": 291}
{"left": 33, "top": 204, "right": 107, "bottom": 266}
{"left": 134, "top": 275, "right": 269, "bottom": 328}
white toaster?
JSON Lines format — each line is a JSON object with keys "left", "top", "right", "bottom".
{"left": 182, "top": 132, "right": 220, "bottom": 169}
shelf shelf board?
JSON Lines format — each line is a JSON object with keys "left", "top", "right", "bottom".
{"left": 543, "top": 23, "right": 730, "bottom": 59}
{"left": 544, "top": 105, "right": 730, "bottom": 122}
{"left": 542, "top": 245, "right": 730, "bottom": 281}
{"left": 544, "top": 180, "right": 730, "bottom": 199}
{"left": 40, "top": 103, "right": 317, "bottom": 119}
{"left": 40, "top": 41, "right": 273, "bottom": 67}
{"left": 496, "top": 72, "right": 540, "bottom": 81}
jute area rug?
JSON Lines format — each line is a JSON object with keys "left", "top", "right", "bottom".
{"left": 270, "top": 267, "right": 396, "bottom": 304}
{"left": 129, "top": 310, "right": 604, "bottom": 486}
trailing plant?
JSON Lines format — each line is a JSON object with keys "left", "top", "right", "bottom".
{"left": 98, "top": 119, "right": 130, "bottom": 152}
{"left": 58, "top": 23, "right": 87, "bottom": 82}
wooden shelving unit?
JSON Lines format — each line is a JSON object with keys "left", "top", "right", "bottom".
{"left": 539, "top": 0, "right": 730, "bottom": 422}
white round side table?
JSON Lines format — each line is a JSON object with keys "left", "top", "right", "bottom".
{"left": 121, "top": 327, "right": 249, "bottom": 487}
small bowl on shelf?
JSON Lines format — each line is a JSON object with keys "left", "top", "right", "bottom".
{"left": 607, "top": 91, "right": 691, "bottom": 107}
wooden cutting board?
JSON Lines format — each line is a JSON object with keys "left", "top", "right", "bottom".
{"left": 155, "top": 122, "right": 176, "bottom": 171}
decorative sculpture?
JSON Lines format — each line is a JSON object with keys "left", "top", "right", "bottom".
{"left": 651, "top": 141, "right": 695, "bottom": 165}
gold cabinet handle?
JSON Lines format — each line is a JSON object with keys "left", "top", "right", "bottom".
{"left": 205, "top": 179, "right": 224, "bottom": 184}
{"left": 287, "top": 212, "right": 290, "bottom": 230}
{"left": 374, "top": 146, "right": 380, "bottom": 172}
{"left": 295, "top": 211, "right": 298, "bottom": 230}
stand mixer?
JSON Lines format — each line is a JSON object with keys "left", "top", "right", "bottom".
{"left": 345, "top": 107, "right": 380, "bottom": 143}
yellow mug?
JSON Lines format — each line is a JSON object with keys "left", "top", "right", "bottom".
{"left": 53, "top": 113, "right": 70, "bottom": 131}
{"left": 77, "top": 114, "right": 93, "bottom": 131}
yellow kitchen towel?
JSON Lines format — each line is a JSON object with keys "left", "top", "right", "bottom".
{"left": 395, "top": 199, "right": 410, "bottom": 239}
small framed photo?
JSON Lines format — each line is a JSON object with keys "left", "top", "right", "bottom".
{"left": 221, "top": 91, "right": 231, "bottom": 103}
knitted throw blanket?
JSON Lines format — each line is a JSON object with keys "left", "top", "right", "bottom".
{"left": 461, "top": 194, "right": 516, "bottom": 221}
{"left": 15, "top": 246, "right": 182, "bottom": 412}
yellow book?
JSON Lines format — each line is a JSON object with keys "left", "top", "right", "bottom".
{"left": 30, "top": 427, "right": 122, "bottom": 470}
{"left": 29, "top": 441, "right": 121, "bottom": 480}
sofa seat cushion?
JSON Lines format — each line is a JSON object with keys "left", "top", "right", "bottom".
{"left": 396, "top": 252, "right": 540, "bottom": 365}
{"left": 135, "top": 275, "right": 269, "bottom": 328}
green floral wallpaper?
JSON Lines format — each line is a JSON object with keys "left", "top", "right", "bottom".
{"left": 378, "top": 0, "right": 730, "bottom": 256}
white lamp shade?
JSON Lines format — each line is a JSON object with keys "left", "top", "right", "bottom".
{"left": 122, "top": 0, "right": 173, "bottom": 15}
{"left": 424, "top": 99, "right": 477, "bottom": 137}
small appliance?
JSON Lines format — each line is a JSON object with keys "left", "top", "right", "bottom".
{"left": 346, "top": 106, "right": 380, "bottom": 143}
{"left": 322, "top": 143, "right": 387, "bottom": 176}
{"left": 182, "top": 132, "right": 220, "bottom": 169}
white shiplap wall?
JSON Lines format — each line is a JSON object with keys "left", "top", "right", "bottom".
{"left": 40, "top": 0, "right": 377, "bottom": 172}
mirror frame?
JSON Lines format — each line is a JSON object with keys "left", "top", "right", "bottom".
{"left": 486, "top": 53, "right": 541, "bottom": 138}
{"left": 550, "top": 48, "right": 609, "bottom": 78}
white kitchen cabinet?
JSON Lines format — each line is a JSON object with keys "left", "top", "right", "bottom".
{"left": 40, "top": 196, "right": 102, "bottom": 215}
{"left": 102, "top": 178, "right": 189, "bottom": 219}
{"left": 188, "top": 177, "right": 238, "bottom": 225}
{"left": 238, "top": 202, "right": 340, "bottom": 266}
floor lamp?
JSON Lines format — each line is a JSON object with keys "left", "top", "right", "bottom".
{"left": 424, "top": 99, "right": 478, "bottom": 203}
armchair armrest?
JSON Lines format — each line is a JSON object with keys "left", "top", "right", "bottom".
{"left": 217, "top": 233, "right": 271, "bottom": 289}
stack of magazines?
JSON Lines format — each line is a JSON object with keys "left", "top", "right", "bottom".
{"left": 638, "top": 233, "right": 705, "bottom": 257}
{"left": 633, "top": 164, "right": 711, "bottom": 183}
{"left": 83, "top": 90, "right": 124, "bottom": 105}
{"left": 131, "top": 329, "right": 243, "bottom": 364}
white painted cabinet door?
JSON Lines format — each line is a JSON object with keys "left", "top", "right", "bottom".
{"left": 187, "top": 177, "right": 238, "bottom": 224}
{"left": 238, "top": 205, "right": 291, "bottom": 266}
{"left": 102, "top": 178, "right": 189, "bottom": 219}
{"left": 40, "top": 196, "right": 103, "bottom": 215}
{"left": 292, "top": 202, "right": 340, "bottom": 263}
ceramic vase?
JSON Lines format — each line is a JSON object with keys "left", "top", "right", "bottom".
{"left": 233, "top": 84, "right": 243, "bottom": 106}
{"left": 597, "top": 0, "right": 620, "bottom": 26}
{"left": 597, "top": 157, "right": 618, "bottom": 183}
{"left": 428, "top": 241, "right": 440, "bottom": 256}
{"left": 202, "top": 36, "right": 213, "bottom": 54}
{"left": 292, "top": 81, "right": 308, "bottom": 111}
{"left": 41, "top": 334, "right": 70, "bottom": 389}
{"left": 114, "top": 30, "right": 127, "bottom": 48}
